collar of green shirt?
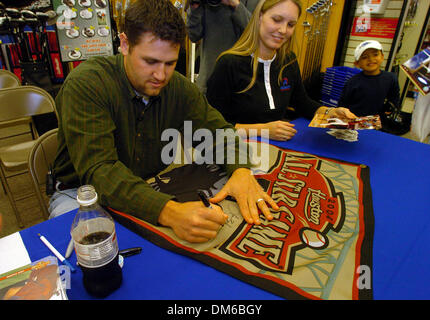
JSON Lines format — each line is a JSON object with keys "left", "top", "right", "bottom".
{"left": 118, "top": 54, "right": 154, "bottom": 106}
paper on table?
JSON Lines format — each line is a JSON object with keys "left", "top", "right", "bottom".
{"left": 0, "top": 232, "right": 31, "bottom": 274}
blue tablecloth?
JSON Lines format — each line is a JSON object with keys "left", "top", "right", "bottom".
{"left": 19, "top": 118, "right": 430, "bottom": 299}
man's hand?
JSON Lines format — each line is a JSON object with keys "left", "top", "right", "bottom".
{"left": 158, "top": 200, "right": 228, "bottom": 243}
{"left": 210, "top": 168, "right": 279, "bottom": 224}
{"left": 189, "top": 0, "right": 201, "bottom": 9}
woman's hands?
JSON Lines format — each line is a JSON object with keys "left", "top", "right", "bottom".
{"left": 235, "top": 120, "right": 297, "bottom": 141}
{"left": 210, "top": 168, "right": 279, "bottom": 225}
{"left": 263, "top": 120, "right": 297, "bottom": 141}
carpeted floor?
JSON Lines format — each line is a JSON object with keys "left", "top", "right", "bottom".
{"left": 0, "top": 172, "right": 46, "bottom": 238}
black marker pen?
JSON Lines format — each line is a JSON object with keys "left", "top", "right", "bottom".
{"left": 197, "top": 190, "right": 213, "bottom": 209}
{"left": 119, "top": 247, "right": 142, "bottom": 258}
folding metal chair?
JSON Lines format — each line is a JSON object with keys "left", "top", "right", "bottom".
{"left": 0, "top": 69, "right": 20, "bottom": 88}
{"left": 0, "top": 85, "right": 57, "bottom": 227}
{"left": 28, "top": 128, "right": 58, "bottom": 220}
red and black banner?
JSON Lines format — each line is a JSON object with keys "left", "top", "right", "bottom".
{"left": 109, "top": 143, "right": 374, "bottom": 300}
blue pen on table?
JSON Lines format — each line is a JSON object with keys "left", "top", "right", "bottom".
{"left": 38, "top": 233, "right": 76, "bottom": 273}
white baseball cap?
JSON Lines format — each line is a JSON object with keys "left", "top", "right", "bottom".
{"left": 354, "top": 40, "right": 383, "bottom": 61}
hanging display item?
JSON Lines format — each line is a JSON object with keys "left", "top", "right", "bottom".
{"left": 301, "top": 0, "right": 334, "bottom": 82}
{"left": 363, "top": 0, "right": 389, "bottom": 15}
{"left": 52, "top": 0, "right": 114, "bottom": 62}
{"left": 351, "top": 16, "right": 398, "bottom": 39}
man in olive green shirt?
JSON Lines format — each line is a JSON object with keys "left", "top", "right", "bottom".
{"left": 51, "top": 0, "right": 278, "bottom": 243}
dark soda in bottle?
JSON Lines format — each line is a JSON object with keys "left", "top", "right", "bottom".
{"left": 71, "top": 185, "right": 122, "bottom": 298}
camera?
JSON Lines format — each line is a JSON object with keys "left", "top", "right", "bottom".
{"left": 191, "top": 0, "right": 222, "bottom": 7}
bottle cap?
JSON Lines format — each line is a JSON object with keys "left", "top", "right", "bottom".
{"left": 77, "top": 185, "right": 98, "bottom": 206}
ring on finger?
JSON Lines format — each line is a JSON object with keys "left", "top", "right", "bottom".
{"left": 256, "top": 198, "right": 265, "bottom": 204}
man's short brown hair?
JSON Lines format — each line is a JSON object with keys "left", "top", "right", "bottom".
{"left": 123, "top": 0, "right": 186, "bottom": 49}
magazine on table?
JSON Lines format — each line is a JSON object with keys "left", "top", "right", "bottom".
{"left": 309, "top": 113, "right": 381, "bottom": 130}
{"left": 0, "top": 256, "right": 68, "bottom": 300}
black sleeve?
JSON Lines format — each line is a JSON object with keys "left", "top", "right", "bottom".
{"left": 338, "top": 78, "right": 352, "bottom": 108}
{"left": 206, "top": 55, "right": 236, "bottom": 124}
{"left": 186, "top": 6, "right": 204, "bottom": 43}
{"left": 288, "top": 59, "right": 321, "bottom": 119}
{"left": 387, "top": 73, "right": 400, "bottom": 110}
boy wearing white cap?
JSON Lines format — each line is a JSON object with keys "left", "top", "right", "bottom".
{"left": 339, "top": 40, "right": 400, "bottom": 119}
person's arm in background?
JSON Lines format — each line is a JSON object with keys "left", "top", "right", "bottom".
{"left": 186, "top": 1, "right": 204, "bottom": 43}
{"left": 225, "top": 0, "right": 252, "bottom": 36}
{"left": 188, "top": 0, "right": 256, "bottom": 41}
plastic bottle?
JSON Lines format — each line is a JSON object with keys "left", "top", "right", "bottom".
{"left": 71, "top": 185, "right": 122, "bottom": 298}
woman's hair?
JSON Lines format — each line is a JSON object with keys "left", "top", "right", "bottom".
{"left": 219, "top": 0, "right": 302, "bottom": 93}
{"left": 123, "top": 0, "right": 186, "bottom": 50}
